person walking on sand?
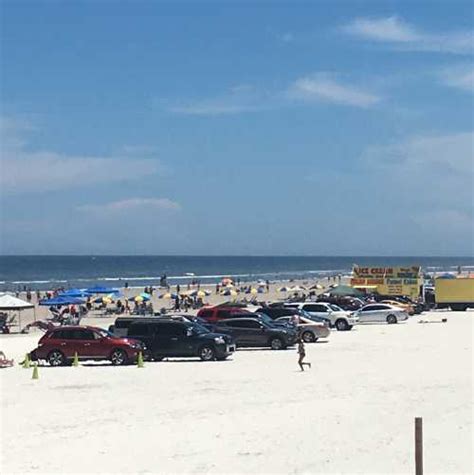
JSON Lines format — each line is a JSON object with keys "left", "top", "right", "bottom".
{"left": 297, "top": 338, "right": 311, "bottom": 372}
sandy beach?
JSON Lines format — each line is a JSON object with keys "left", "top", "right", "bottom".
{"left": 1, "top": 306, "right": 472, "bottom": 474}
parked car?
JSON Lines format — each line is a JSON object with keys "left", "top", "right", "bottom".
{"left": 380, "top": 300, "right": 415, "bottom": 315}
{"left": 274, "top": 315, "right": 330, "bottom": 342}
{"left": 29, "top": 325, "right": 146, "bottom": 366}
{"left": 110, "top": 316, "right": 160, "bottom": 337}
{"left": 353, "top": 304, "right": 409, "bottom": 324}
{"left": 282, "top": 302, "right": 359, "bottom": 331}
{"left": 213, "top": 317, "right": 297, "bottom": 350}
{"left": 317, "top": 295, "right": 364, "bottom": 311}
{"left": 197, "top": 305, "right": 251, "bottom": 323}
{"left": 212, "top": 311, "right": 292, "bottom": 329}
{"left": 256, "top": 306, "right": 331, "bottom": 326}
{"left": 373, "top": 295, "right": 424, "bottom": 314}
{"left": 127, "top": 319, "right": 235, "bottom": 361}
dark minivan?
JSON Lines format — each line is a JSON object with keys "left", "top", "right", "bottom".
{"left": 213, "top": 317, "right": 297, "bottom": 350}
{"left": 127, "top": 320, "right": 236, "bottom": 361}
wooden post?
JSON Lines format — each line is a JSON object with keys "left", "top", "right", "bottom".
{"left": 415, "top": 417, "right": 423, "bottom": 475}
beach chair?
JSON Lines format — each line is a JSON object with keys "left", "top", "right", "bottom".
{"left": 0, "top": 313, "right": 15, "bottom": 334}
{"left": 0, "top": 351, "right": 14, "bottom": 368}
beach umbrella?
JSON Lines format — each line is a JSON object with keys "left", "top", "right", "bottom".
{"left": 185, "top": 289, "right": 211, "bottom": 297}
{"left": 220, "top": 288, "right": 238, "bottom": 296}
{"left": 289, "top": 285, "right": 306, "bottom": 292}
{"left": 437, "top": 273, "right": 456, "bottom": 279}
{"left": 328, "top": 285, "right": 363, "bottom": 297}
{"left": 59, "top": 288, "right": 89, "bottom": 298}
{"left": 159, "top": 292, "right": 177, "bottom": 299}
{"left": 85, "top": 286, "right": 120, "bottom": 295}
{"left": 309, "top": 284, "right": 323, "bottom": 290}
{"left": 39, "top": 296, "right": 85, "bottom": 306}
{"left": 249, "top": 288, "right": 258, "bottom": 295}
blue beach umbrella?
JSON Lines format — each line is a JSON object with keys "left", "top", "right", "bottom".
{"left": 58, "top": 288, "right": 89, "bottom": 298}
{"left": 85, "top": 286, "right": 120, "bottom": 294}
{"left": 39, "top": 296, "right": 85, "bottom": 306}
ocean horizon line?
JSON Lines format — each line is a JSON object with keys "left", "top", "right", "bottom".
{"left": 1, "top": 254, "right": 473, "bottom": 258}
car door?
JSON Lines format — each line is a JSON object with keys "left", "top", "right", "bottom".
{"left": 153, "top": 322, "right": 190, "bottom": 356}
{"left": 72, "top": 328, "right": 102, "bottom": 359}
{"left": 169, "top": 323, "right": 195, "bottom": 356}
{"left": 302, "top": 303, "right": 329, "bottom": 318}
{"left": 374, "top": 305, "right": 392, "bottom": 322}
{"left": 219, "top": 320, "right": 254, "bottom": 346}
{"left": 128, "top": 323, "right": 153, "bottom": 350}
{"left": 49, "top": 329, "right": 75, "bottom": 358}
{"left": 358, "top": 305, "right": 380, "bottom": 322}
{"left": 238, "top": 319, "right": 265, "bottom": 346}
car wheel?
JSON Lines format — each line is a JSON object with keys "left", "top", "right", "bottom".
{"left": 110, "top": 348, "right": 128, "bottom": 365}
{"left": 199, "top": 345, "right": 215, "bottom": 361}
{"left": 48, "top": 350, "right": 65, "bottom": 366}
{"left": 302, "top": 331, "right": 315, "bottom": 343}
{"left": 270, "top": 337, "right": 284, "bottom": 350}
{"left": 335, "top": 319, "right": 349, "bottom": 331}
{"left": 387, "top": 314, "right": 397, "bottom": 324}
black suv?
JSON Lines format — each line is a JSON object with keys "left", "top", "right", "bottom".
{"left": 213, "top": 317, "right": 297, "bottom": 350}
{"left": 127, "top": 320, "right": 236, "bottom": 361}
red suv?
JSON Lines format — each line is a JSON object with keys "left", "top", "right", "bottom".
{"left": 197, "top": 306, "right": 251, "bottom": 323}
{"left": 29, "top": 326, "right": 146, "bottom": 366}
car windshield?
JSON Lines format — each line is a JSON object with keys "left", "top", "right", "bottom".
{"left": 188, "top": 323, "right": 208, "bottom": 334}
{"left": 96, "top": 329, "right": 113, "bottom": 338}
{"left": 256, "top": 313, "right": 278, "bottom": 326}
{"left": 329, "top": 304, "right": 342, "bottom": 312}
{"left": 254, "top": 314, "right": 277, "bottom": 327}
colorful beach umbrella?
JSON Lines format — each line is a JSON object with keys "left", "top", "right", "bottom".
{"left": 220, "top": 288, "right": 239, "bottom": 296}
{"left": 159, "top": 292, "right": 178, "bottom": 299}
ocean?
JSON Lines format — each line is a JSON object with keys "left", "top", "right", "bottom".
{"left": 1, "top": 255, "right": 473, "bottom": 291}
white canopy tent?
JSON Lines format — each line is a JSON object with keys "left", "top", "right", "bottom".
{"left": 0, "top": 294, "right": 35, "bottom": 332}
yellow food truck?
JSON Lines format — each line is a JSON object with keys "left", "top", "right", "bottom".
{"left": 435, "top": 277, "right": 474, "bottom": 311}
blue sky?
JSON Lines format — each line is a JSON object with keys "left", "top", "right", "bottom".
{"left": 1, "top": 0, "right": 473, "bottom": 255}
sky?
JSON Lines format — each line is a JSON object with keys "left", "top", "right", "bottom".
{"left": 0, "top": 0, "right": 473, "bottom": 256}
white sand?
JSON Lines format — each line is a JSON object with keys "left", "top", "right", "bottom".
{"left": 1, "top": 311, "right": 472, "bottom": 474}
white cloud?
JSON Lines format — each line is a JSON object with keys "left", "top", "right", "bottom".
{"left": 439, "top": 64, "right": 474, "bottom": 92}
{"left": 168, "top": 85, "right": 268, "bottom": 116}
{"left": 342, "top": 16, "right": 474, "bottom": 55}
{"left": 362, "top": 131, "right": 474, "bottom": 176}
{"left": 343, "top": 16, "right": 419, "bottom": 43}
{"left": 77, "top": 198, "right": 180, "bottom": 214}
{"left": 167, "top": 74, "right": 382, "bottom": 115}
{"left": 0, "top": 118, "right": 163, "bottom": 194}
{"left": 360, "top": 131, "right": 474, "bottom": 238}
{"left": 288, "top": 74, "right": 381, "bottom": 108}
{"left": 170, "top": 103, "right": 260, "bottom": 116}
